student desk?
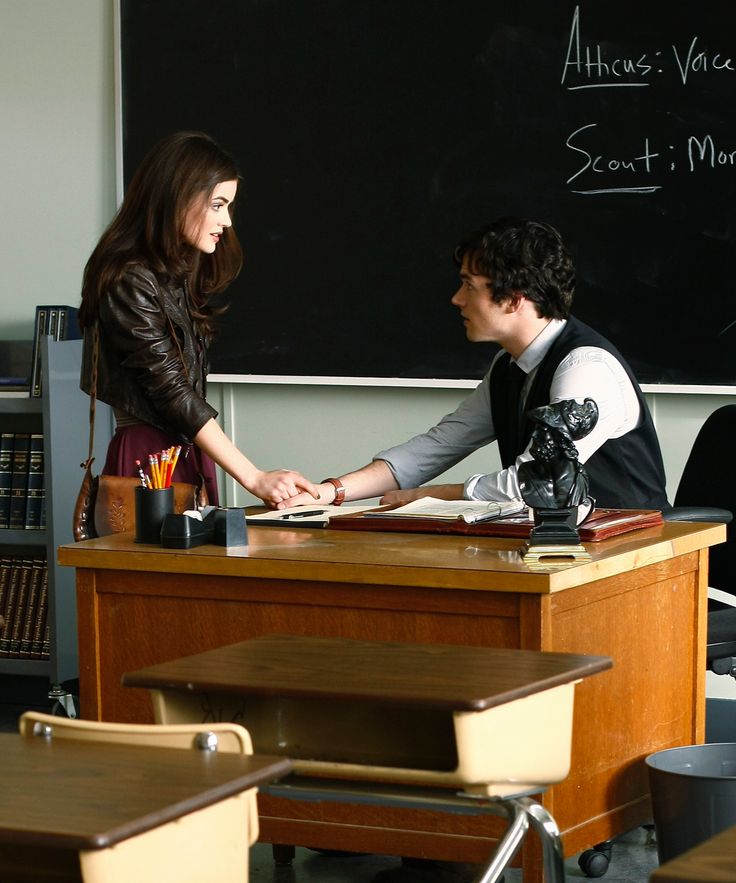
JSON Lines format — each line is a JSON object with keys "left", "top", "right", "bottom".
{"left": 0, "top": 731, "right": 290, "bottom": 882}
{"left": 58, "top": 520, "right": 724, "bottom": 882}
{"left": 123, "top": 633, "right": 612, "bottom": 883}
{"left": 650, "top": 823, "right": 736, "bottom": 882}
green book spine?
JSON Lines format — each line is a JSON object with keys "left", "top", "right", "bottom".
{"left": 0, "top": 433, "right": 14, "bottom": 529}
{"left": 24, "top": 434, "right": 44, "bottom": 530}
{"left": 29, "top": 307, "right": 47, "bottom": 398}
{"left": 8, "top": 433, "right": 30, "bottom": 531}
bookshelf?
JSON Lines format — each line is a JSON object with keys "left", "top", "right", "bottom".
{"left": 0, "top": 338, "right": 112, "bottom": 701}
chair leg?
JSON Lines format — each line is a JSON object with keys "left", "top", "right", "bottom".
{"left": 272, "top": 844, "right": 296, "bottom": 866}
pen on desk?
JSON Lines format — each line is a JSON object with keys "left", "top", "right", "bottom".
{"left": 280, "top": 509, "right": 326, "bottom": 519}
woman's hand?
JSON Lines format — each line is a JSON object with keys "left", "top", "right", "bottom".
{"left": 251, "top": 469, "right": 320, "bottom": 507}
{"left": 276, "top": 482, "right": 333, "bottom": 510}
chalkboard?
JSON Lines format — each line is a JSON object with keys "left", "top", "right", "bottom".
{"left": 120, "top": 0, "right": 736, "bottom": 385}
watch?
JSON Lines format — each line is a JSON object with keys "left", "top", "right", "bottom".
{"left": 322, "top": 477, "right": 346, "bottom": 506}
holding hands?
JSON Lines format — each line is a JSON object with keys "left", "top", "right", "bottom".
{"left": 251, "top": 469, "right": 320, "bottom": 508}
{"left": 275, "top": 481, "right": 335, "bottom": 510}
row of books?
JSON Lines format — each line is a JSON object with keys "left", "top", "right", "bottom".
{"left": 0, "top": 557, "right": 49, "bottom": 659}
{"left": 0, "top": 432, "right": 45, "bottom": 530}
{"left": 29, "top": 304, "right": 80, "bottom": 398}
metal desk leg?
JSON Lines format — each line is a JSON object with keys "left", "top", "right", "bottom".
{"left": 473, "top": 801, "right": 529, "bottom": 883}
{"left": 518, "top": 797, "right": 565, "bottom": 883}
{"left": 473, "top": 796, "right": 564, "bottom": 883}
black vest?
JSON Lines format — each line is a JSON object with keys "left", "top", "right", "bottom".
{"left": 489, "top": 317, "right": 669, "bottom": 510}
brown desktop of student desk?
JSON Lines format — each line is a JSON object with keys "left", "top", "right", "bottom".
{"left": 59, "top": 520, "right": 724, "bottom": 883}
{"left": 123, "top": 633, "right": 613, "bottom": 883}
{"left": 650, "top": 822, "right": 736, "bottom": 883}
{"left": 0, "top": 731, "right": 290, "bottom": 882}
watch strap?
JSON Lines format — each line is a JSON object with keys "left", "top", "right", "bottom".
{"left": 322, "top": 477, "right": 346, "bottom": 505}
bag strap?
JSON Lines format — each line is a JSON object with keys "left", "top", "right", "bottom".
{"left": 83, "top": 324, "right": 99, "bottom": 468}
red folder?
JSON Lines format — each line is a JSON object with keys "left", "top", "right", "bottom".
{"left": 328, "top": 506, "right": 664, "bottom": 542}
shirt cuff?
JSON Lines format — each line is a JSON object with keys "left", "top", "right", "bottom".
{"left": 463, "top": 474, "right": 483, "bottom": 499}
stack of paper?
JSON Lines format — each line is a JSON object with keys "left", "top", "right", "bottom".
{"left": 364, "top": 497, "right": 527, "bottom": 525}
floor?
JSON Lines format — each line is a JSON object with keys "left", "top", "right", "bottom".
{"left": 247, "top": 829, "right": 659, "bottom": 882}
{"left": 0, "top": 675, "right": 661, "bottom": 882}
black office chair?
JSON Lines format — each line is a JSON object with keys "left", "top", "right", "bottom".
{"left": 578, "top": 405, "right": 736, "bottom": 878}
{"left": 665, "top": 403, "right": 736, "bottom": 679}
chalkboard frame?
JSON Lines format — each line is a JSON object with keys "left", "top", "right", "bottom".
{"left": 115, "top": 0, "right": 736, "bottom": 392}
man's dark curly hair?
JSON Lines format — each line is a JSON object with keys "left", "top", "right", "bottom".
{"left": 454, "top": 217, "right": 575, "bottom": 320}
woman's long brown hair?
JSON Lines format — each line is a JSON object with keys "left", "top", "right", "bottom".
{"left": 79, "top": 131, "right": 243, "bottom": 337}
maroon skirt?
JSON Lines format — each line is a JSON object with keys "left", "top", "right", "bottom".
{"left": 102, "top": 424, "right": 219, "bottom": 506}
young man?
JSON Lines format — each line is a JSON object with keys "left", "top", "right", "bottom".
{"left": 283, "top": 217, "right": 669, "bottom": 512}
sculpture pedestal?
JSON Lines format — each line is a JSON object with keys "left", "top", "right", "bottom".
{"left": 521, "top": 508, "right": 592, "bottom": 565}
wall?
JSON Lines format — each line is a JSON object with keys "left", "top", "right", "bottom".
{"left": 212, "top": 382, "right": 735, "bottom": 507}
{"left": 0, "top": 1, "right": 731, "bottom": 508}
{"left": 0, "top": 0, "right": 115, "bottom": 338}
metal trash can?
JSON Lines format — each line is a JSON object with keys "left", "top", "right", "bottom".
{"left": 646, "top": 743, "right": 736, "bottom": 863}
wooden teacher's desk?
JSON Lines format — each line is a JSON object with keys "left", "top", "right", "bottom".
{"left": 59, "top": 520, "right": 724, "bottom": 881}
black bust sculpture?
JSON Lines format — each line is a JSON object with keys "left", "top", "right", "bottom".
{"left": 518, "top": 398, "right": 598, "bottom": 549}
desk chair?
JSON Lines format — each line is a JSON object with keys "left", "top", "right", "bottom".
{"left": 14, "top": 712, "right": 260, "bottom": 883}
{"left": 664, "top": 403, "right": 736, "bottom": 680}
{"left": 578, "top": 405, "right": 736, "bottom": 878}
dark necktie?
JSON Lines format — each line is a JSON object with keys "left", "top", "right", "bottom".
{"left": 507, "top": 361, "right": 527, "bottom": 456}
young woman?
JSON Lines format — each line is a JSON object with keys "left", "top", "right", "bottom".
{"left": 79, "top": 131, "right": 316, "bottom": 506}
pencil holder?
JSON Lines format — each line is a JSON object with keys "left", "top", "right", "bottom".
{"left": 134, "top": 485, "right": 174, "bottom": 544}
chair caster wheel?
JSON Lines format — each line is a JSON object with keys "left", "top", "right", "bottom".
{"left": 272, "top": 844, "right": 295, "bottom": 866}
{"left": 578, "top": 847, "right": 610, "bottom": 877}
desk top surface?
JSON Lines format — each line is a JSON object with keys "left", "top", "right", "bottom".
{"left": 58, "top": 520, "right": 725, "bottom": 595}
{"left": 0, "top": 733, "right": 290, "bottom": 850}
{"left": 651, "top": 824, "right": 736, "bottom": 882}
{"left": 123, "top": 634, "right": 612, "bottom": 711}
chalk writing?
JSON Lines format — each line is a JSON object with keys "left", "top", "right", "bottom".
{"left": 566, "top": 125, "right": 736, "bottom": 194}
{"left": 566, "top": 123, "right": 660, "bottom": 193}
{"left": 560, "top": 6, "right": 736, "bottom": 195}
{"left": 562, "top": 6, "right": 735, "bottom": 89}
{"left": 687, "top": 135, "right": 736, "bottom": 170}
{"left": 562, "top": 7, "right": 653, "bottom": 87}
{"left": 672, "top": 37, "right": 735, "bottom": 85}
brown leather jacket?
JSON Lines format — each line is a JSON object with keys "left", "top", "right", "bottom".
{"left": 80, "top": 265, "right": 217, "bottom": 443}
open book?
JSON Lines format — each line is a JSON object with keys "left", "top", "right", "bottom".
{"left": 362, "top": 497, "right": 527, "bottom": 524}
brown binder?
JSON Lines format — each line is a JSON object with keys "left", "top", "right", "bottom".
{"left": 329, "top": 506, "right": 664, "bottom": 542}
